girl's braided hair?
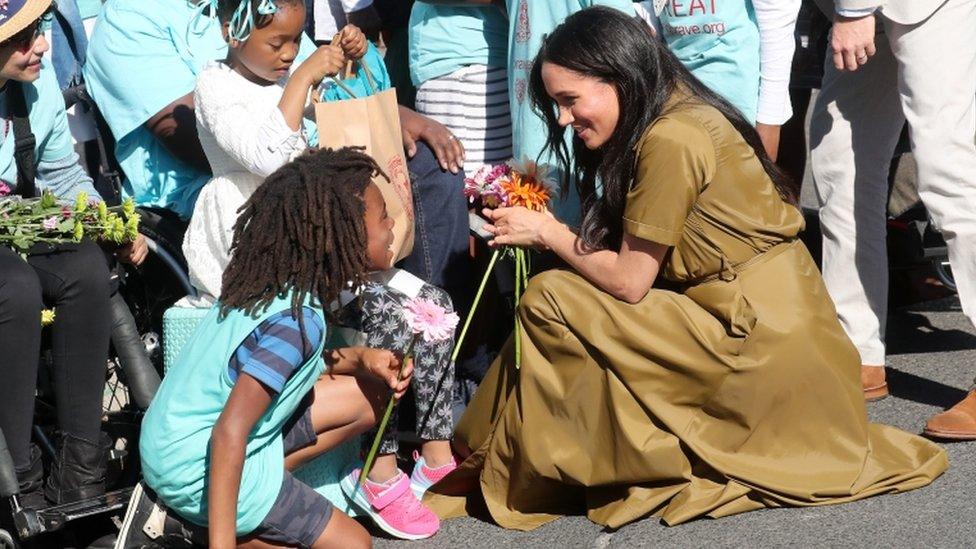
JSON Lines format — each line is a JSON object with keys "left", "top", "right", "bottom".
{"left": 219, "top": 147, "right": 385, "bottom": 324}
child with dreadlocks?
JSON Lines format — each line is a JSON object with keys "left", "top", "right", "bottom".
{"left": 182, "top": 0, "right": 369, "bottom": 302}
{"left": 116, "top": 148, "right": 452, "bottom": 548}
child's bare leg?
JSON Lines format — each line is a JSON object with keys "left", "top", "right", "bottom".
{"left": 367, "top": 453, "right": 398, "bottom": 483}
{"left": 420, "top": 440, "right": 454, "bottom": 468}
{"left": 236, "top": 509, "right": 371, "bottom": 549}
{"left": 285, "top": 374, "right": 388, "bottom": 471}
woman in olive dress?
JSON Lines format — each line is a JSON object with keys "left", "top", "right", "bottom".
{"left": 426, "top": 7, "right": 947, "bottom": 530}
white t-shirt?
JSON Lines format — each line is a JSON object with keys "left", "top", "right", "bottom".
{"left": 313, "top": 0, "right": 374, "bottom": 41}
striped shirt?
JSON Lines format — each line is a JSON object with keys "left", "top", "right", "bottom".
{"left": 227, "top": 307, "right": 325, "bottom": 394}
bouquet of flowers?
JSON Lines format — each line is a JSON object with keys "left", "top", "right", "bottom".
{"left": 456, "top": 161, "right": 553, "bottom": 369}
{"left": 0, "top": 186, "right": 140, "bottom": 256}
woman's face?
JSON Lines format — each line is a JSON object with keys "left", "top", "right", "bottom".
{"left": 541, "top": 62, "right": 620, "bottom": 150}
{"left": 226, "top": 3, "right": 304, "bottom": 84}
{"left": 363, "top": 182, "right": 395, "bottom": 271}
{"left": 0, "top": 21, "right": 48, "bottom": 84}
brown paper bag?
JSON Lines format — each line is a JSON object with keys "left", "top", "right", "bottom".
{"left": 315, "top": 68, "right": 414, "bottom": 267}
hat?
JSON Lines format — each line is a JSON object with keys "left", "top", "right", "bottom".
{"left": 0, "top": 0, "right": 53, "bottom": 44}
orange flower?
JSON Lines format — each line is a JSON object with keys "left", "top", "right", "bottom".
{"left": 501, "top": 171, "right": 551, "bottom": 211}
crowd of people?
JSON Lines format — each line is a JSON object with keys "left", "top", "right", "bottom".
{"left": 0, "top": 0, "right": 973, "bottom": 547}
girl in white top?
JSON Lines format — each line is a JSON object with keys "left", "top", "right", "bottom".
{"left": 183, "top": 0, "right": 365, "bottom": 301}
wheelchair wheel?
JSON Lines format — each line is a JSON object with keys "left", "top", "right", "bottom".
{"left": 934, "top": 259, "right": 956, "bottom": 293}
{"left": 0, "top": 528, "right": 15, "bottom": 549}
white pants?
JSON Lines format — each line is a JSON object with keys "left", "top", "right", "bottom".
{"left": 810, "top": 0, "right": 976, "bottom": 365}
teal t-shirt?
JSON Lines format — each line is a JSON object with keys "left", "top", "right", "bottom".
{"left": 506, "top": 0, "right": 634, "bottom": 225}
{"left": 140, "top": 294, "right": 328, "bottom": 535}
{"left": 78, "top": 0, "right": 104, "bottom": 19}
{"left": 0, "top": 61, "right": 75, "bottom": 188}
{"left": 407, "top": 4, "right": 508, "bottom": 86}
{"left": 658, "top": 0, "right": 760, "bottom": 123}
{"left": 84, "top": 0, "right": 315, "bottom": 219}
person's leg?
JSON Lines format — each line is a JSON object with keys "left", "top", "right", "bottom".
{"left": 809, "top": 26, "right": 906, "bottom": 395}
{"left": 401, "top": 141, "right": 472, "bottom": 302}
{"left": 0, "top": 247, "right": 43, "bottom": 479}
{"left": 410, "top": 283, "right": 456, "bottom": 467}
{"left": 28, "top": 241, "right": 112, "bottom": 502}
{"left": 886, "top": 0, "right": 976, "bottom": 436}
{"left": 283, "top": 374, "right": 388, "bottom": 471}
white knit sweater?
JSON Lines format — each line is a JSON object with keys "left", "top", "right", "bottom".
{"left": 182, "top": 62, "right": 311, "bottom": 302}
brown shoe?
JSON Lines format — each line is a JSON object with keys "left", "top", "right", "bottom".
{"left": 862, "top": 365, "right": 889, "bottom": 402}
{"left": 924, "top": 390, "right": 976, "bottom": 440}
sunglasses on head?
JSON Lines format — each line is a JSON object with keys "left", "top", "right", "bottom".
{"left": 0, "top": 7, "right": 53, "bottom": 53}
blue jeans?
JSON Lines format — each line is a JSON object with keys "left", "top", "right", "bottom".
{"left": 51, "top": 0, "right": 89, "bottom": 91}
{"left": 400, "top": 141, "right": 471, "bottom": 304}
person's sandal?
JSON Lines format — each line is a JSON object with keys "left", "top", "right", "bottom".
{"left": 340, "top": 467, "right": 439, "bottom": 540}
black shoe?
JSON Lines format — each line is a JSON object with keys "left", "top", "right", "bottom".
{"left": 114, "top": 482, "right": 195, "bottom": 549}
{"left": 44, "top": 433, "right": 108, "bottom": 505}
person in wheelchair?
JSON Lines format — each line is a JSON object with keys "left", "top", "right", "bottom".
{"left": 0, "top": 0, "right": 146, "bottom": 513}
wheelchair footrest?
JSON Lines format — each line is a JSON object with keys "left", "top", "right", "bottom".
{"left": 12, "top": 487, "right": 133, "bottom": 539}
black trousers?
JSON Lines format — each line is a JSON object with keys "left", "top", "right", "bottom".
{"left": 0, "top": 241, "right": 110, "bottom": 472}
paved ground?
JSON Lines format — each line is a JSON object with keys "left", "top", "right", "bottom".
{"left": 375, "top": 295, "right": 976, "bottom": 548}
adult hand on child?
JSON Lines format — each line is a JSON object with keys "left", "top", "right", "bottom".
{"left": 295, "top": 44, "right": 346, "bottom": 87}
{"left": 335, "top": 24, "right": 368, "bottom": 60}
{"left": 116, "top": 233, "right": 148, "bottom": 266}
{"left": 360, "top": 348, "right": 413, "bottom": 400}
{"left": 399, "top": 106, "right": 465, "bottom": 174}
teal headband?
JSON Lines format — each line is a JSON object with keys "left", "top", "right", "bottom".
{"left": 228, "top": 0, "right": 279, "bottom": 42}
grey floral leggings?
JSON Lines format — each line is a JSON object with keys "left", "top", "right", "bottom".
{"left": 340, "top": 281, "right": 456, "bottom": 454}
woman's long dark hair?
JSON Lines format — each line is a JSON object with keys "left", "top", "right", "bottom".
{"left": 529, "top": 6, "right": 798, "bottom": 251}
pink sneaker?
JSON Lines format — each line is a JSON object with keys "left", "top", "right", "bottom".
{"left": 409, "top": 451, "right": 458, "bottom": 499}
{"left": 340, "top": 467, "right": 440, "bottom": 540}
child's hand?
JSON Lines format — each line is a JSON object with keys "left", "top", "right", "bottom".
{"left": 360, "top": 348, "right": 413, "bottom": 399}
{"left": 296, "top": 44, "right": 346, "bottom": 87}
{"left": 334, "top": 24, "right": 368, "bottom": 60}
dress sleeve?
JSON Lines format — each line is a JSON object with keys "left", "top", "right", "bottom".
{"left": 753, "top": 0, "right": 801, "bottom": 125}
{"left": 194, "top": 68, "right": 307, "bottom": 178}
{"left": 623, "top": 116, "right": 716, "bottom": 246}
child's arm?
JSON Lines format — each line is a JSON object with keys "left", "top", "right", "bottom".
{"left": 279, "top": 45, "right": 347, "bottom": 131}
{"left": 325, "top": 347, "right": 414, "bottom": 400}
{"left": 208, "top": 375, "right": 274, "bottom": 549}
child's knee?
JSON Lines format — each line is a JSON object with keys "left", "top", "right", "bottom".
{"left": 421, "top": 283, "right": 454, "bottom": 312}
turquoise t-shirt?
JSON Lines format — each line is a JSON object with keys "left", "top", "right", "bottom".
{"left": 140, "top": 293, "right": 328, "bottom": 535}
{"left": 84, "top": 0, "right": 315, "bottom": 219}
{"left": 506, "top": 0, "right": 634, "bottom": 225}
{"left": 407, "top": 4, "right": 508, "bottom": 86}
{"left": 0, "top": 61, "right": 74, "bottom": 187}
{"left": 78, "top": 0, "right": 104, "bottom": 19}
{"left": 658, "top": 0, "right": 760, "bottom": 123}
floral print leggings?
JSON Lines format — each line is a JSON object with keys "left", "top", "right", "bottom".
{"left": 340, "top": 280, "right": 457, "bottom": 454}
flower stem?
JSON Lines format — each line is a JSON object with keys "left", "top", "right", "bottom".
{"left": 450, "top": 248, "right": 501, "bottom": 363}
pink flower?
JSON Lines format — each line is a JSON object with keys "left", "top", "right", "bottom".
{"left": 0, "top": 181, "right": 10, "bottom": 197}
{"left": 42, "top": 216, "right": 59, "bottom": 231}
{"left": 402, "top": 297, "right": 460, "bottom": 343}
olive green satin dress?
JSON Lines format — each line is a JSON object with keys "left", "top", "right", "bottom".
{"left": 426, "top": 99, "right": 948, "bottom": 529}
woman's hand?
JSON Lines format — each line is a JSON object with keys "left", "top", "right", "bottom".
{"left": 755, "top": 123, "right": 781, "bottom": 161}
{"left": 359, "top": 348, "right": 413, "bottom": 400}
{"left": 482, "top": 207, "right": 562, "bottom": 250}
{"left": 398, "top": 106, "right": 465, "bottom": 174}
{"left": 295, "top": 44, "right": 346, "bottom": 87}
{"left": 334, "top": 24, "right": 368, "bottom": 60}
{"left": 115, "top": 233, "right": 148, "bottom": 266}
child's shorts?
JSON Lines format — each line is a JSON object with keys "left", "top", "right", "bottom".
{"left": 250, "top": 398, "right": 334, "bottom": 548}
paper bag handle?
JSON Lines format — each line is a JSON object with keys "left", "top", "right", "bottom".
{"left": 326, "top": 59, "right": 379, "bottom": 100}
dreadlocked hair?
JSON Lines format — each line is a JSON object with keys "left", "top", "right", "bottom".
{"left": 219, "top": 147, "right": 385, "bottom": 326}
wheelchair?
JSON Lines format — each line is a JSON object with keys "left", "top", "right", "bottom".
{"left": 0, "top": 89, "right": 197, "bottom": 548}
